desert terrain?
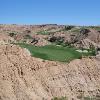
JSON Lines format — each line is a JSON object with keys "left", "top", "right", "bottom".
{"left": 0, "top": 24, "right": 100, "bottom": 100}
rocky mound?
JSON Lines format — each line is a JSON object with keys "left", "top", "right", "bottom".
{"left": 0, "top": 44, "right": 100, "bottom": 100}
{"left": 0, "top": 33, "right": 14, "bottom": 44}
{"left": 0, "top": 24, "right": 100, "bottom": 49}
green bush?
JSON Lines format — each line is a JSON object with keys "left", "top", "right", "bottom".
{"left": 84, "top": 96, "right": 96, "bottom": 100}
{"left": 9, "top": 32, "right": 16, "bottom": 37}
{"left": 80, "top": 28, "right": 90, "bottom": 35}
{"left": 37, "top": 30, "right": 50, "bottom": 35}
{"left": 89, "top": 44, "right": 96, "bottom": 56}
{"left": 64, "top": 25, "right": 74, "bottom": 31}
{"left": 24, "top": 35, "right": 33, "bottom": 39}
{"left": 51, "top": 96, "right": 67, "bottom": 100}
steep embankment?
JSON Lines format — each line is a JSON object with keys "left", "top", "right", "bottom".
{"left": 0, "top": 44, "right": 100, "bottom": 100}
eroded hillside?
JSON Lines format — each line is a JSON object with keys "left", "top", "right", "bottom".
{"left": 0, "top": 44, "right": 100, "bottom": 100}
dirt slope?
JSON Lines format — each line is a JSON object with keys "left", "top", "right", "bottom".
{"left": 0, "top": 33, "right": 14, "bottom": 44}
{"left": 0, "top": 44, "right": 100, "bottom": 100}
{"left": 0, "top": 24, "right": 100, "bottom": 48}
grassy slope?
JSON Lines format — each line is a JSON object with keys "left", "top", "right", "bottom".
{"left": 92, "top": 27, "right": 100, "bottom": 31}
{"left": 16, "top": 43, "right": 85, "bottom": 62}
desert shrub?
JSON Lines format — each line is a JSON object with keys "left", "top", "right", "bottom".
{"left": 51, "top": 96, "right": 67, "bottom": 100}
{"left": 9, "top": 32, "right": 16, "bottom": 37}
{"left": 84, "top": 96, "right": 96, "bottom": 100}
{"left": 89, "top": 44, "right": 96, "bottom": 56}
{"left": 55, "top": 36, "right": 64, "bottom": 45}
{"left": 48, "top": 36, "right": 64, "bottom": 45}
{"left": 31, "top": 38, "right": 38, "bottom": 44}
{"left": 24, "top": 35, "right": 33, "bottom": 39}
{"left": 48, "top": 36, "right": 57, "bottom": 42}
{"left": 64, "top": 25, "right": 74, "bottom": 31}
{"left": 80, "top": 28, "right": 90, "bottom": 35}
{"left": 24, "top": 30, "right": 31, "bottom": 33}
{"left": 37, "top": 30, "right": 50, "bottom": 35}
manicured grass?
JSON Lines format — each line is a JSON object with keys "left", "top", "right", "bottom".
{"left": 37, "top": 31, "right": 50, "bottom": 35}
{"left": 91, "top": 26, "right": 100, "bottom": 31}
{"left": 16, "top": 43, "right": 92, "bottom": 62}
{"left": 71, "top": 28, "right": 81, "bottom": 33}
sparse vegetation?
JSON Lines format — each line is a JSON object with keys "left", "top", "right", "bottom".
{"left": 52, "top": 96, "right": 100, "bottom": 100}
{"left": 80, "top": 28, "right": 90, "bottom": 35}
{"left": 84, "top": 96, "right": 97, "bottom": 100}
{"left": 0, "top": 24, "right": 100, "bottom": 100}
{"left": 89, "top": 44, "right": 97, "bottom": 56}
{"left": 71, "top": 28, "right": 81, "bottom": 33}
{"left": 24, "top": 34, "right": 33, "bottom": 39}
{"left": 9, "top": 32, "right": 16, "bottom": 37}
{"left": 48, "top": 36, "right": 64, "bottom": 45}
{"left": 64, "top": 25, "right": 74, "bottom": 31}
{"left": 37, "top": 30, "right": 50, "bottom": 35}
{"left": 51, "top": 96, "right": 67, "bottom": 100}
{"left": 90, "top": 26, "right": 100, "bottom": 31}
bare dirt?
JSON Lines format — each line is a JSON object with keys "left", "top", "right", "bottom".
{"left": 0, "top": 44, "right": 100, "bottom": 100}
{"left": 0, "top": 25, "right": 100, "bottom": 100}
{"left": 0, "top": 24, "right": 100, "bottom": 48}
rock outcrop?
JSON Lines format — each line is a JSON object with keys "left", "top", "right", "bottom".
{"left": 0, "top": 33, "right": 14, "bottom": 44}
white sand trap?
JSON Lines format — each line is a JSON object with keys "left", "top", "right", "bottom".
{"left": 76, "top": 49, "right": 88, "bottom": 53}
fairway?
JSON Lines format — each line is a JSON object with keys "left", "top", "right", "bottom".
{"left": 17, "top": 43, "right": 84, "bottom": 62}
